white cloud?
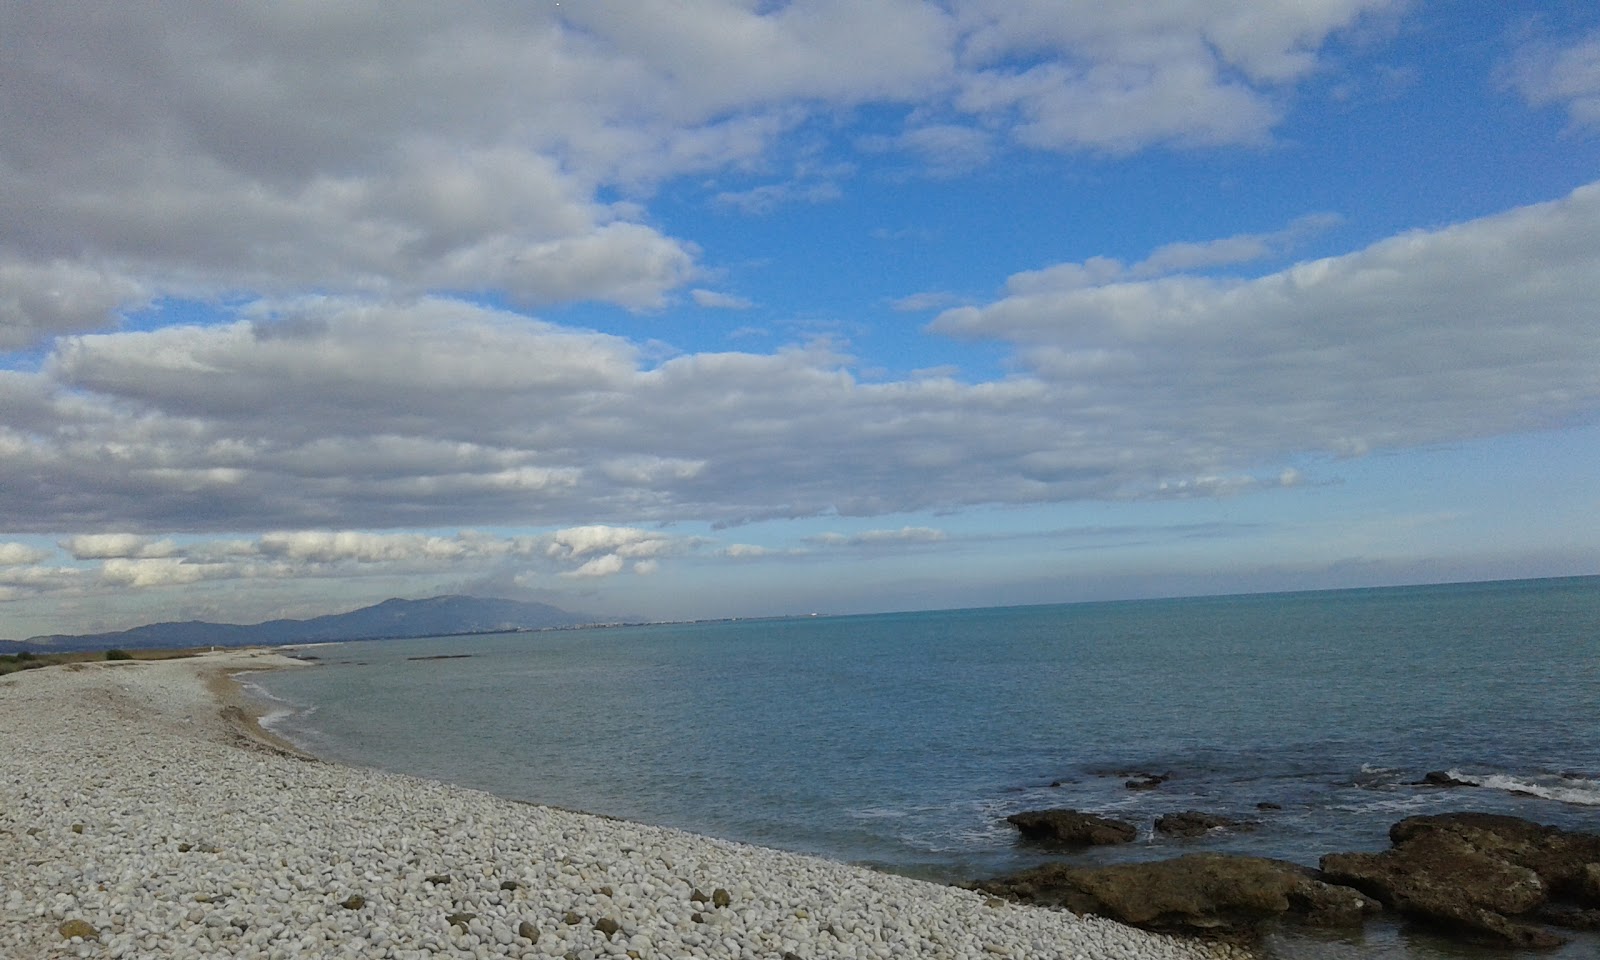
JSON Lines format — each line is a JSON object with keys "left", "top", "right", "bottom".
{"left": 691, "top": 289, "right": 756, "bottom": 310}
{"left": 0, "top": 543, "right": 48, "bottom": 566}
{"left": 4, "top": 186, "right": 1598, "bottom": 538}
{"left": 892, "top": 291, "right": 964, "bottom": 312}
{"left": 63, "top": 535, "right": 179, "bottom": 561}
{"left": 563, "top": 554, "right": 627, "bottom": 579}
{"left": 1508, "top": 31, "right": 1600, "bottom": 128}
{"left": 1005, "top": 213, "right": 1342, "bottom": 294}
{"left": 807, "top": 527, "right": 947, "bottom": 547}
{"left": 0, "top": 2, "right": 1402, "bottom": 349}
{"left": 100, "top": 557, "right": 209, "bottom": 589}
{"left": 934, "top": 181, "right": 1600, "bottom": 470}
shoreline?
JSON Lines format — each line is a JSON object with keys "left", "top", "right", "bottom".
{"left": 0, "top": 653, "right": 1242, "bottom": 959}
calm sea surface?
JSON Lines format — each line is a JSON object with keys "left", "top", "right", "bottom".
{"left": 252, "top": 576, "right": 1600, "bottom": 959}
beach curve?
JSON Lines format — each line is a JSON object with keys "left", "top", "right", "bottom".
{"left": 0, "top": 652, "right": 1245, "bottom": 959}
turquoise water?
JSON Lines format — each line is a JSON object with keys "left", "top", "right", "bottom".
{"left": 253, "top": 576, "right": 1600, "bottom": 958}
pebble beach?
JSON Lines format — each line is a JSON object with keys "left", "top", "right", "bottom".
{"left": 0, "top": 653, "right": 1239, "bottom": 960}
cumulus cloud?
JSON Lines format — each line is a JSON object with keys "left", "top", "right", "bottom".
{"left": 934, "top": 181, "right": 1600, "bottom": 471}
{"left": 63, "top": 535, "right": 179, "bottom": 560}
{"left": 1, "top": 179, "right": 1598, "bottom": 540}
{"left": 1508, "top": 30, "right": 1600, "bottom": 128}
{"left": 0, "top": 2, "right": 1402, "bottom": 349}
{"left": 0, "top": 543, "right": 49, "bottom": 566}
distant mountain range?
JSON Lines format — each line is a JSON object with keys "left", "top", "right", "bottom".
{"left": 5, "top": 595, "right": 598, "bottom": 653}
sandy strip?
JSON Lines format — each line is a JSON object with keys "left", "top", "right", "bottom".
{"left": 0, "top": 653, "right": 1245, "bottom": 960}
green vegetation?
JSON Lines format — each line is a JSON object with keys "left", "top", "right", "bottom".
{"left": 0, "top": 647, "right": 200, "bottom": 675}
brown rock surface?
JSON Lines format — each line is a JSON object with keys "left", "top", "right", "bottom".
{"left": 1005, "top": 809, "right": 1136, "bottom": 847}
{"left": 974, "top": 853, "right": 1379, "bottom": 935}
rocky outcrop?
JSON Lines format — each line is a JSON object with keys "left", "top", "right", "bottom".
{"left": 1124, "top": 773, "right": 1170, "bottom": 791}
{"left": 974, "top": 854, "right": 1379, "bottom": 935}
{"left": 1154, "top": 811, "right": 1255, "bottom": 838}
{"left": 1319, "top": 813, "right": 1600, "bottom": 948}
{"left": 1412, "top": 770, "right": 1477, "bottom": 787}
{"left": 1005, "top": 809, "right": 1136, "bottom": 847}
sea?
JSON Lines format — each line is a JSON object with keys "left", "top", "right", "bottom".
{"left": 249, "top": 575, "right": 1600, "bottom": 960}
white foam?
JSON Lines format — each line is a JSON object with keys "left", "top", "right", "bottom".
{"left": 1445, "top": 769, "right": 1600, "bottom": 806}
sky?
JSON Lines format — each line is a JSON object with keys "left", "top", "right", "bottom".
{"left": 3, "top": 1, "right": 1599, "bottom": 640}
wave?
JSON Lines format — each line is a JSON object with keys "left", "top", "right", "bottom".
{"left": 1444, "top": 769, "right": 1600, "bottom": 806}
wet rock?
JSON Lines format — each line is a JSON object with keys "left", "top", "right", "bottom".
{"left": 1124, "top": 773, "right": 1170, "bottom": 791}
{"left": 1154, "top": 811, "right": 1255, "bottom": 838}
{"left": 500, "top": 880, "right": 522, "bottom": 891}
{"left": 1255, "top": 802, "right": 1282, "bottom": 811}
{"left": 1005, "top": 809, "right": 1136, "bottom": 847}
{"left": 1539, "top": 905, "right": 1600, "bottom": 931}
{"left": 340, "top": 894, "right": 366, "bottom": 910}
{"left": 594, "top": 917, "right": 620, "bottom": 937}
{"left": 1413, "top": 771, "right": 1477, "bottom": 788}
{"left": 1389, "top": 813, "right": 1600, "bottom": 903}
{"left": 517, "top": 919, "right": 539, "bottom": 942}
{"left": 1318, "top": 812, "right": 1600, "bottom": 948}
{"left": 447, "top": 911, "right": 476, "bottom": 929}
{"left": 973, "top": 853, "right": 1379, "bottom": 935}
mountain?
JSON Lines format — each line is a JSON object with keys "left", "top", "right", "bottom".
{"left": 18, "top": 595, "right": 597, "bottom": 652}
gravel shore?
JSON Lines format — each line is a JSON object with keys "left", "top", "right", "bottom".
{"left": 0, "top": 653, "right": 1242, "bottom": 960}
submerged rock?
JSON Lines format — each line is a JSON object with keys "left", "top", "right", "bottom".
{"left": 973, "top": 853, "right": 1379, "bottom": 935}
{"left": 1154, "top": 811, "right": 1256, "bottom": 839}
{"left": 1006, "top": 809, "right": 1136, "bottom": 847}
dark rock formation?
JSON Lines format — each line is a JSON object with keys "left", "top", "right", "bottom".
{"left": 1124, "top": 773, "right": 1170, "bottom": 791}
{"left": 1006, "top": 809, "right": 1136, "bottom": 847}
{"left": 1413, "top": 770, "right": 1477, "bottom": 788}
{"left": 973, "top": 853, "right": 1379, "bottom": 935}
{"left": 1154, "top": 811, "right": 1256, "bottom": 838}
{"left": 1320, "top": 813, "right": 1600, "bottom": 948}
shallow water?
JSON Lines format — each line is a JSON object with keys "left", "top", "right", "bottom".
{"left": 254, "top": 576, "right": 1600, "bottom": 959}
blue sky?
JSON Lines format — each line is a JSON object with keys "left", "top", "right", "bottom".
{"left": 2, "top": 1, "right": 1599, "bottom": 639}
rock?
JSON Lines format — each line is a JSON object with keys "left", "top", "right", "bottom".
{"left": 340, "top": 895, "right": 366, "bottom": 910}
{"left": 1154, "top": 811, "right": 1254, "bottom": 838}
{"left": 517, "top": 919, "right": 539, "bottom": 942}
{"left": 1256, "top": 802, "right": 1282, "bottom": 811}
{"left": 712, "top": 887, "right": 731, "bottom": 908}
{"left": 446, "top": 911, "right": 476, "bottom": 929}
{"left": 58, "top": 919, "right": 98, "bottom": 941}
{"left": 690, "top": 888, "right": 709, "bottom": 903}
{"left": 1389, "top": 813, "right": 1600, "bottom": 903}
{"left": 70, "top": 823, "right": 84, "bottom": 834}
{"left": 1319, "top": 812, "right": 1600, "bottom": 947}
{"left": 973, "top": 853, "right": 1379, "bottom": 935}
{"left": 594, "top": 917, "right": 620, "bottom": 937}
{"left": 500, "top": 880, "right": 521, "bottom": 891}
{"left": 1125, "top": 773, "right": 1170, "bottom": 791}
{"left": 424, "top": 874, "right": 452, "bottom": 884}
{"left": 1413, "top": 771, "right": 1477, "bottom": 788}
{"left": 562, "top": 911, "right": 582, "bottom": 925}
{"left": 1580, "top": 864, "right": 1600, "bottom": 904}
{"left": 1005, "top": 809, "right": 1136, "bottom": 847}
{"left": 1539, "top": 905, "right": 1600, "bottom": 931}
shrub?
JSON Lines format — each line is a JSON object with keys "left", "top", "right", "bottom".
{"left": 104, "top": 649, "right": 134, "bottom": 661}
{"left": 15, "top": 651, "right": 34, "bottom": 661}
